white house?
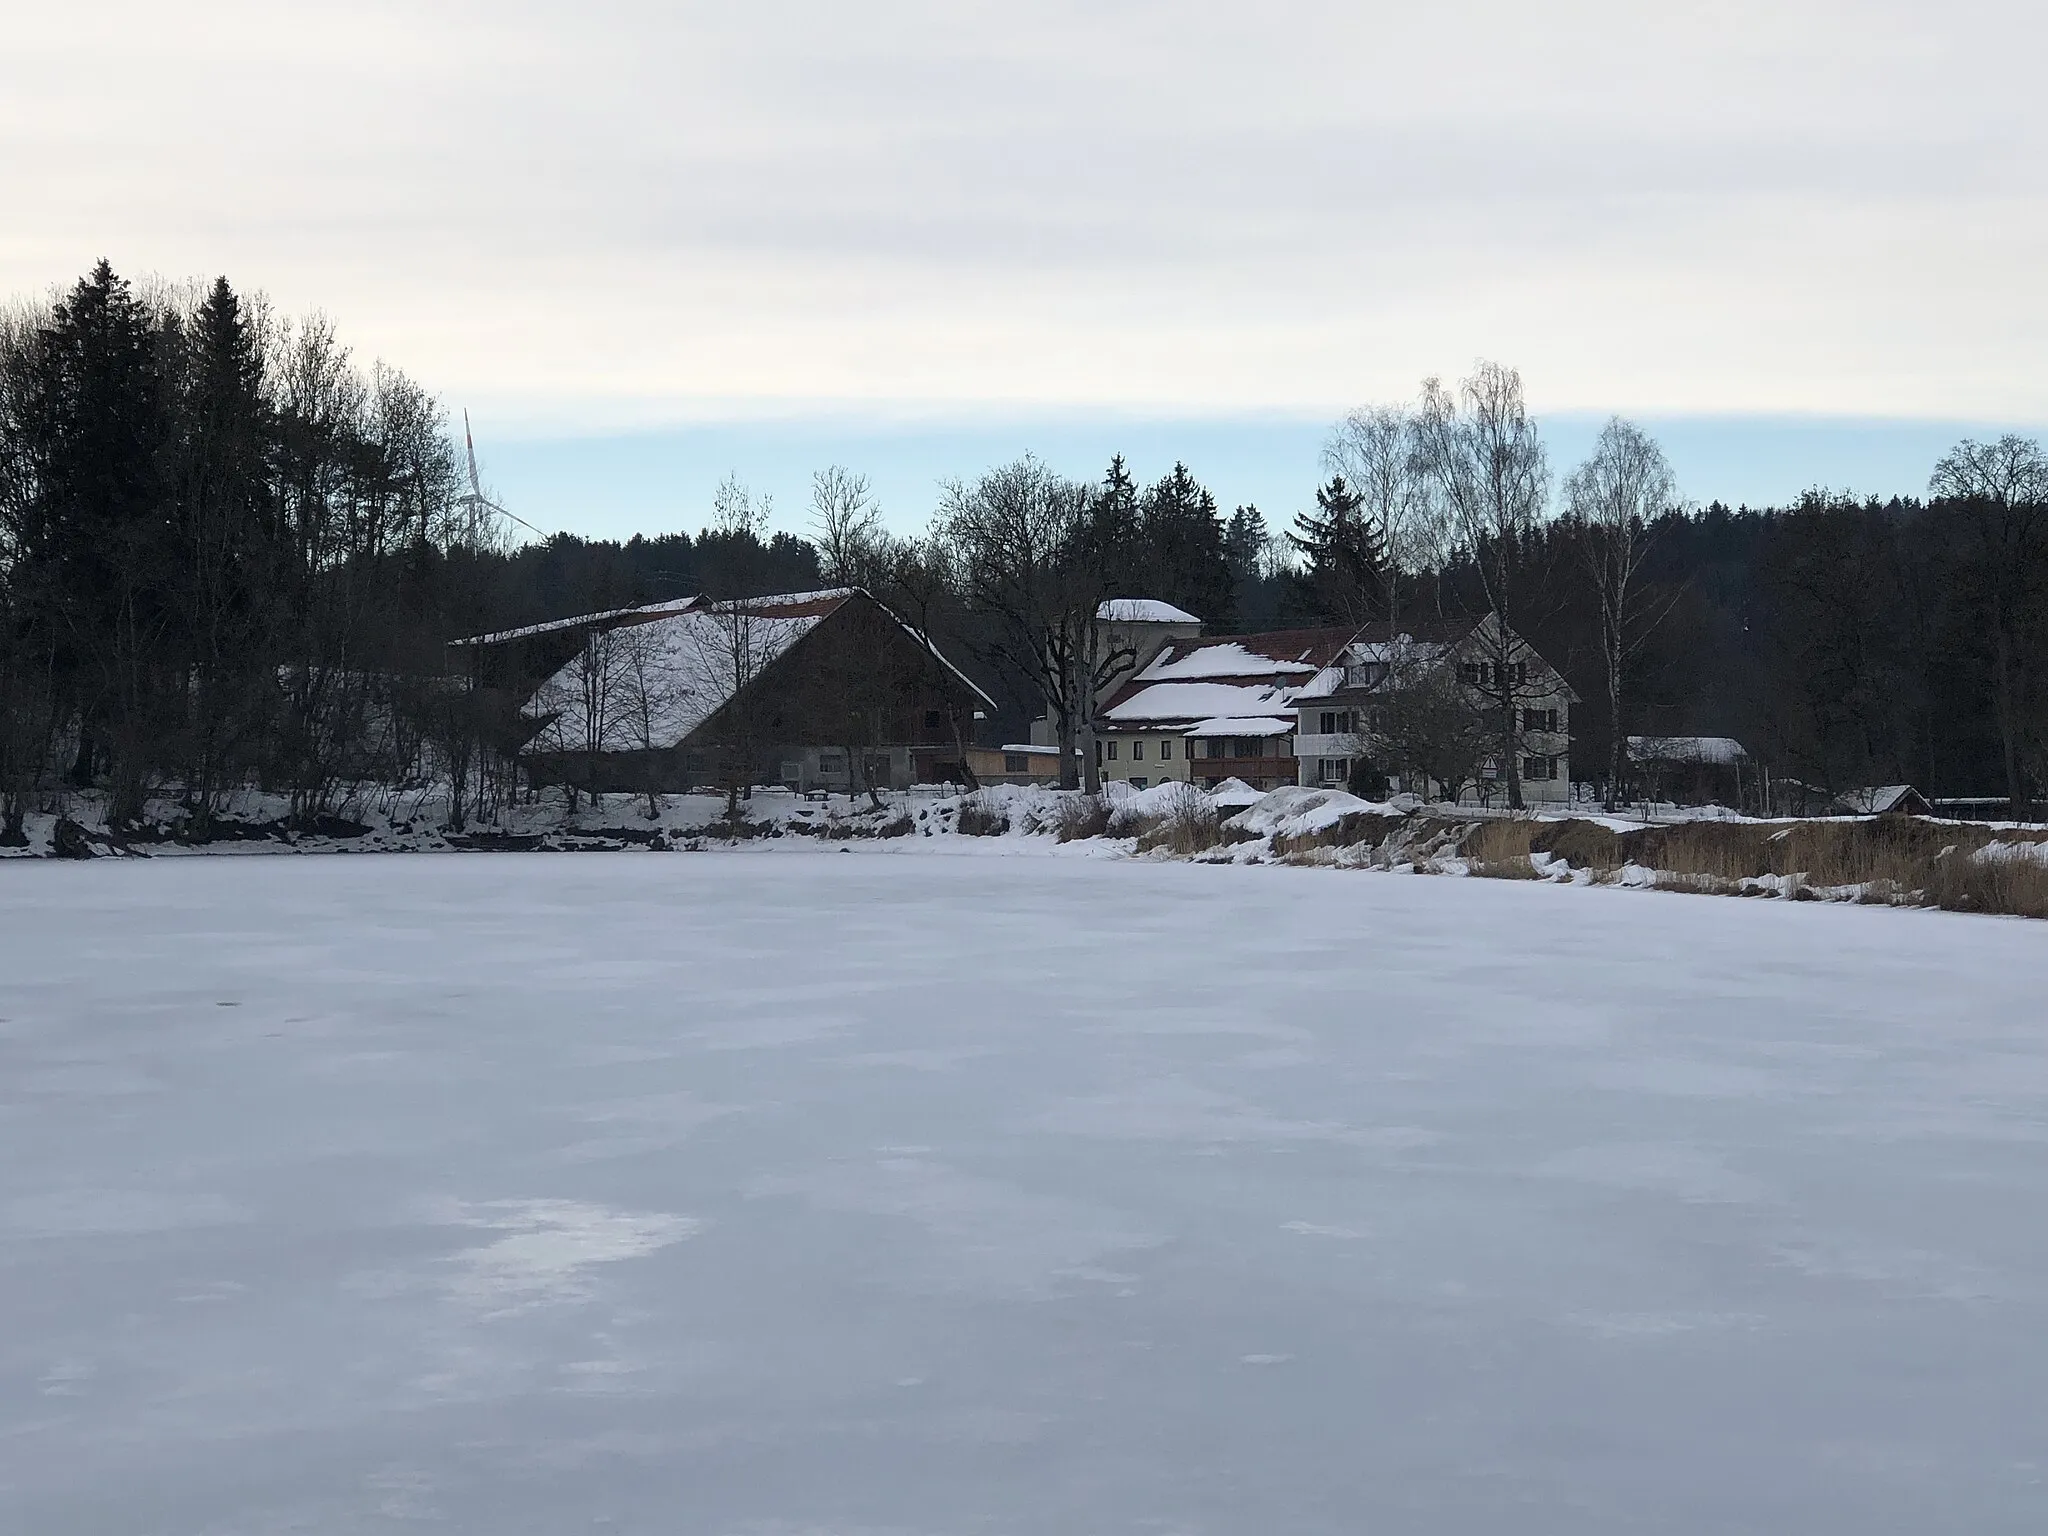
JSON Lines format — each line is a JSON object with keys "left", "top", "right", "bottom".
{"left": 1290, "top": 614, "right": 1578, "bottom": 805}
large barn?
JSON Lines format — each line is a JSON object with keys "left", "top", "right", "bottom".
{"left": 459, "top": 589, "right": 994, "bottom": 798}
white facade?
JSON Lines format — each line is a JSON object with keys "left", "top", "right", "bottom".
{"left": 1292, "top": 615, "right": 1578, "bottom": 806}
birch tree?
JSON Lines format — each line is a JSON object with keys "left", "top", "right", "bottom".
{"left": 1564, "top": 417, "right": 1678, "bottom": 809}
{"left": 1414, "top": 362, "right": 1552, "bottom": 810}
{"left": 703, "top": 476, "right": 774, "bottom": 819}
{"left": 1322, "top": 404, "right": 1438, "bottom": 642}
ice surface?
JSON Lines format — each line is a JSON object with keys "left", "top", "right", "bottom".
{"left": 5, "top": 852, "right": 2048, "bottom": 1533}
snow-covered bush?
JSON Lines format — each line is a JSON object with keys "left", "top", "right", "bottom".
{"left": 1110, "top": 781, "right": 1223, "bottom": 853}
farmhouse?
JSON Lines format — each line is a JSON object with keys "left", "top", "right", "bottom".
{"left": 468, "top": 588, "right": 995, "bottom": 798}
{"left": 1290, "top": 615, "right": 1577, "bottom": 805}
{"left": 1094, "top": 628, "right": 1355, "bottom": 792}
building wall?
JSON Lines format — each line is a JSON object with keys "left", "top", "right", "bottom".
{"left": 964, "top": 746, "right": 1065, "bottom": 785}
{"left": 1095, "top": 731, "right": 1194, "bottom": 788}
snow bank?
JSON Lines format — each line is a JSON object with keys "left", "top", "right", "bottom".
{"left": 1223, "top": 785, "right": 1386, "bottom": 840}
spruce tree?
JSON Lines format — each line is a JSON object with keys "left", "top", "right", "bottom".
{"left": 1139, "top": 462, "right": 1233, "bottom": 625}
{"left": 174, "top": 276, "right": 276, "bottom": 813}
{"left": 1085, "top": 455, "right": 1145, "bottom": 597}
{"left": 22, "top": 261, "right": 177, "bottom": 819}
{"left": 1287, "top": 474, "right": 1384, "bottom": 625}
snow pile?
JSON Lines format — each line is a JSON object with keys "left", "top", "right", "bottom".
{"left": 1205, "top": 777, "right": 1265, "bottom": 809}
{"left": 1106, "top": 780, "right": 1215, "bottom": 839}
{"left": 1223, "top": 785, "right": 1385, "bottom": 841}
{"left": 1973, "top": 838, "right": 2048, "bottom": 866}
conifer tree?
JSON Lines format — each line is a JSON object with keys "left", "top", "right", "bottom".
{"left": 1287, "top": 474, "right": 1383, "bottom": 625}
{"left": 1139, "top": 462, "right": 1232, "bottom": 625}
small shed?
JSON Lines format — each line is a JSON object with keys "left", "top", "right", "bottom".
{"left": 1832, "top": 784, "right": 1934, "bottom": 817}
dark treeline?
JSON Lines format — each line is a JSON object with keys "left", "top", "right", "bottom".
{"left": 5, "top": 263, "right": 2045, "bottom": 826}
{"left": 1434, "top": 493, "right": 2044, "bottom": 810}
{"left": 0, "top": 263, "right": 827, "bottom": 834}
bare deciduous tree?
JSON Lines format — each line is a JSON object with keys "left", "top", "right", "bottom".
{"left": 1322, "top": 404, "right": 1440, "bottom": 640}
{"left": 612, "top": 621, "right": 683, "bottom": 819}
{"left": 705, "top": 477, "right": 774, "bottom": 818}
{"left": 810, "top": 465, "right": 887, "bottom": 589}
{"left": 1414, "top": 362, "right": 1552, "bottom": 809}
{"left": 1929, "top": 435, "right": 2048, "bottom": 816}
{"left": 1367, "top": 658, "right": 1493, "bottom": 805}
{"left": 1565, "top": 417, "right": 1678, "bottom": 809}
{"left": 939, "top": 457, "right": 1128, "bottom": 792}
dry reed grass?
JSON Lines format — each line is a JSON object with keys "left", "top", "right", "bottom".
{"left": 1257, "top": 803, "right": 2048, "bottom": 920}
{"left": 954, "top": 793, "right": 1008, "bottom": 837}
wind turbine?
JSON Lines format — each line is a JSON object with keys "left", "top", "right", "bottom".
{"left": 454, "top": 411, "right": 547, "bottom": 548}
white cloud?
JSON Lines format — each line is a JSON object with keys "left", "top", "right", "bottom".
{"left": 4, "top": 1, "right": 2044, "bottom": 420}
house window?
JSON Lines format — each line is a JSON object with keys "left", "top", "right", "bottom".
{"left": 1521, "top": 707, "right": 1558, "bottom": 734}
{"left": 923, "top": 709, "right": 944, "bottom": 729}
{"left": 1319, "top": 758, "right": 1347, "bottom": 784}
{"left": 1522, "top": 754, "right": 1557, "bottom": 781}
{"left": 1160, "top": 738, "right": 1174, "bottom": 760}
{"left": 1004, "top": 753, "right": 1029, "bottom": 773}
{"left": 1130, "top": 777, "right": 1148, "bottom": 789}
{"left": 1105, "top": 739, "right": 1118, "bottom": 760}
{"left": 1131, "top": 740, "right": 1145, "bottom": 762}
{"left": 1460, "top": 662, "right": 1481, "bottom": 685}
{"left": 1232, "top": 738, "right": 1261, "bottom": 759}
{"left": 1206, "top": 739, "right": 1227, "bottom": 759}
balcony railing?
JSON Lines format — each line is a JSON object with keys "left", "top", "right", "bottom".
{"left": 1189, "top": 755, "right": 1299, "bottom": 784}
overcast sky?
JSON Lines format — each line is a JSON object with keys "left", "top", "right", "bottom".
{"left": 6, "top": 1, "right": 2045, "bottom": 534}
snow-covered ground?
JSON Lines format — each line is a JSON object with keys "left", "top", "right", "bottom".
{"left": 5, "top": 852, "right": 2047, "bottom": 1533}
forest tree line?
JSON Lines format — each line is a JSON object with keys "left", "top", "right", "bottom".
{"left": 4, "top": 263, "right": 2046, "bottom": 831}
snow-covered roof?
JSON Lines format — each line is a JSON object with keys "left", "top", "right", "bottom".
{"left": 452, "top": 596, "right": 704, "bottom": 648}
{"left": 1834, "top": 784, "right": 1925, "bottom": 815}
{"left": 995, "top": 744, "right": 1063, "bottom": 756}
{"left": 1100, "top": 626, "right": 1352, "bottom": 731}
{"left": 1291, "top": 667, "right": 1345, "bottom": 701}
{"left": 524, "top": 606, "right": 823, "bottom": 750}
{"left": 1135, "top": 641, "right": 1321, "bottom": 683}
{"left": 1102, "top": 681, "right": 1295, "bottom": 725}
{"left": 1182, "top": 716, "right": 1295, "bottom": 738}
{"left": 1098, "top": 598, "right": 1199, "bottom": 625}
{"left": 1348, "top": 637, "right": 1458, "bottom": 666}
{"left": 1628, "top": 735, "right": 1749, "bottom": 765}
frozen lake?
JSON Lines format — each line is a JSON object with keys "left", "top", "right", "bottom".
{"left": 4, "top": 849, "right": 2047, "bottom": 1533}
